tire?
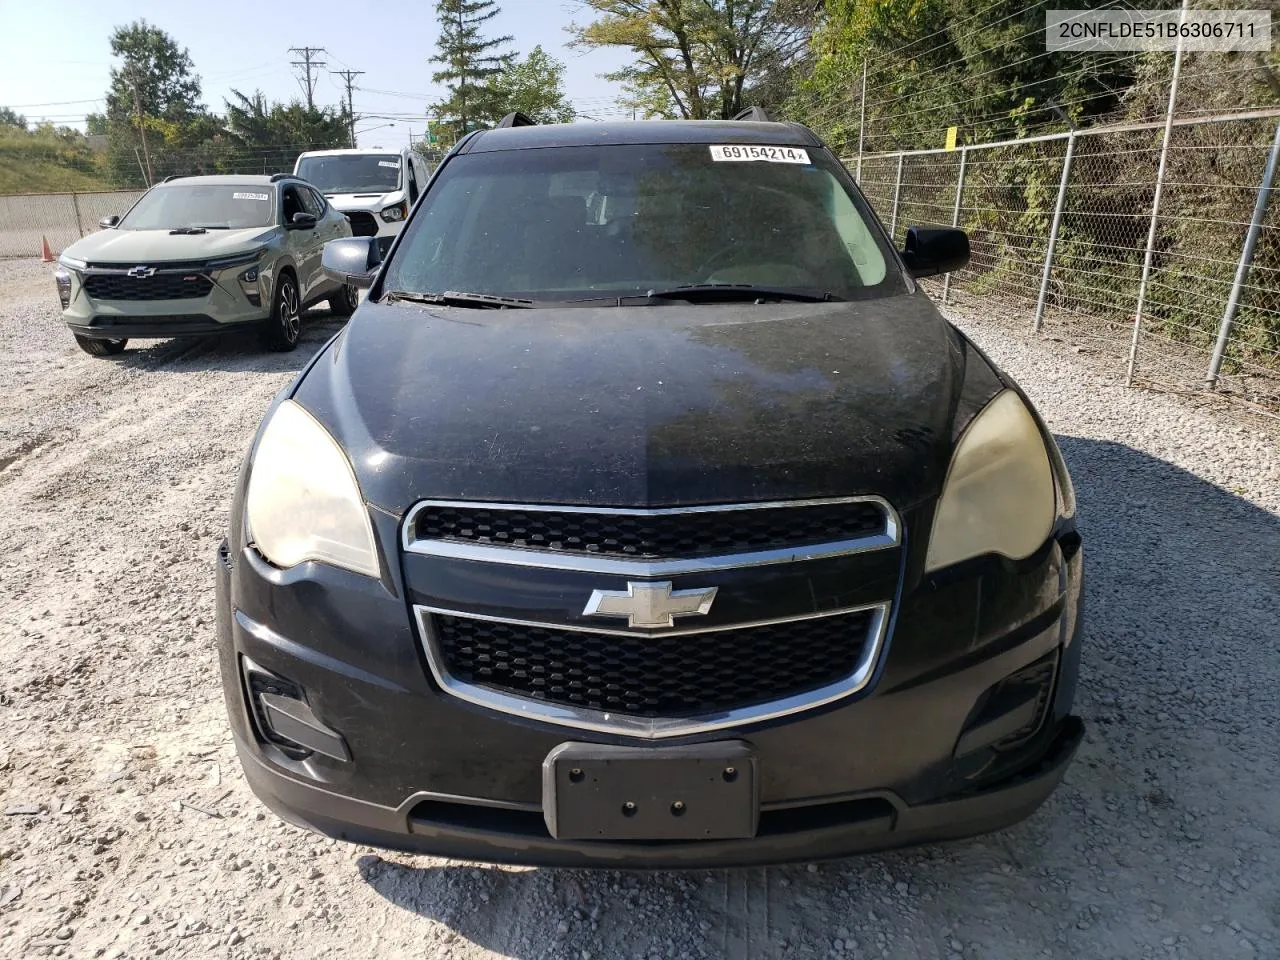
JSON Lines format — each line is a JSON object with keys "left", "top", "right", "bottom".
{"left": 74, "top": 334, "right": 127, "bottom": 357}
{"left": 259, "top": 272, "right": 301, "bottom": 352}
{"left": 327, "top": 283, "right": 359, "bottom": 318}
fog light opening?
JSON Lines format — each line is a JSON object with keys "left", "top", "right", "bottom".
{"left": 954, "top": 649, "right": 1059, "bottom": 759}
{"left": 239, "top": 656, "right": 350, "bottom": 762}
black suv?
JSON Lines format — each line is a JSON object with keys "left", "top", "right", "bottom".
{"left": 216, "top": 114, "right": 1083, "bottom": 868}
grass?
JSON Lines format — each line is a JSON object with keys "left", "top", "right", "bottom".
{"left": 0, "top": 132, "right": 114, "bottom": 195}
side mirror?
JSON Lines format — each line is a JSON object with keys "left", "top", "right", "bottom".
{"left": 322, "top": 236, "right": 381, "bottom": 289}
{"left": 900, "top": 226, "right": 970, "bottom": 279}
{"left": 99, "top": 215, "right": 119, "bottom": 229}
{"left": 287, "top": 212, "right": 318, "bottom": 230}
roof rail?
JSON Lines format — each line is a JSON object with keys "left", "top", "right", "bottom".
{"left": 496, "top": 111, "right": 537, "bottom": 128}
{"left": 731, "top": 106, "right": 771, "bottom": 122}
{"left": 268, "top": 172, "right": 293, "bottom": 182}
{"left": 161, "top": 174, "right": 184, "bottom": 183}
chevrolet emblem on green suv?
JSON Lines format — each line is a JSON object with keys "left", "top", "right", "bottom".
{"left": 54, "top": 174, "right": 358, "bottom": 356}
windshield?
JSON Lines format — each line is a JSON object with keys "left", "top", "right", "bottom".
{"left": 295, "top": 154, "right": 402, "bottom": 194}
{"left": 119, "top": 185, "right": 276, "bottom": 230}
{"left": 382, "top": 142, "right": 900, "bottom": 303}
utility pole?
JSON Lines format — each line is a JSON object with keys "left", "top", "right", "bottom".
{"left": 331, "top": 68, "right": 364, "bottom": 147}
{"left": 128, "top": 66, "right": 153, "bottom": 185}
{"left": 289, "top": 46, "right": 328, "bottom": 110}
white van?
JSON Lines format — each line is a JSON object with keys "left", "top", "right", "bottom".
{"left": 293, "top": 147, "right": 431, "bottom": 252}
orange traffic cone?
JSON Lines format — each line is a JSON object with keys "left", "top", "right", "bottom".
{"left": 40, "top": 236, "right": 54, "bottom": 263}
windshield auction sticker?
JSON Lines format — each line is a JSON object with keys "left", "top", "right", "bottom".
{"left": 232, "top": 192, "right": 270, "bottom": 201}
{"left": 1046, "top": 9, "right": 1270, "bottom": 51}
{"left": 378, "top": 160, "right": 400, "bottom": 168}
{"left": 709, "top": 145, "right": 810, "bottom": 164}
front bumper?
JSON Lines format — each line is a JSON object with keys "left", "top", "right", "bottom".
{"left": 60, "top": 267, "right": 270, "bottom": 339}
{"left": 217, "top": 501, "right": 1085, "bottom": 868}
{"left": 234, "top": 716, "right": 1081, "bottom": 868}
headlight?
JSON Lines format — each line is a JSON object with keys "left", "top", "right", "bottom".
{"left": 54, "top": 267, "right": 73, "bottom": 308}
{"left": 379, "top": 202, "right": 407, "bottom": 222}
{"left": 58, "top": 255, "right": 87, "bottom": 270}
{"left": 245, "top": 400, "right": 379, "bottom": 577}
{"left": 238, "top": 266, "right": 262, "bottom": 306}
{"left": 925, "top": 390, "right": 1056, "bottom": 572}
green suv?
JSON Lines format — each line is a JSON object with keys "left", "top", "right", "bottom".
{"left": 54, "top": 174, "right": 357, "bottom": 356}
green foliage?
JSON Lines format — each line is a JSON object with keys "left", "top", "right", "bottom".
{"left": 0, "top": 126, "right": 111, "bottom": 193}
{"left": 0, "top": 107, "right": 26, "bottom": 129}
{"left": 489, "top": 46, "right": 575, "bottom": 124}
{"left": 220, "top": 89, "right": 352, "bottom": 174}
{"left": 430, "top": 0, "right": 515, "bottom": 139}
{"left": 570, "top": 0, "right": 813, "bottom": 119}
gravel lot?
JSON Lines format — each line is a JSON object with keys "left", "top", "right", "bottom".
{"left": 1, "top": 256, "right": 1278, "bottom": 960}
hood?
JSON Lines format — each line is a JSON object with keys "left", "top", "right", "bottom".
{"left": 292, "top": 294, "right": 973, "bottom": 514}
{"left": 65, "top": 226, "right": 273, "bottom": 265}
{"left": 324, "top": 192, "right": 403, "bottom": 213}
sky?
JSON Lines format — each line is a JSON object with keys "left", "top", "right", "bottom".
{"left": 0, "top": 0, "right": 633, "bottom": 150}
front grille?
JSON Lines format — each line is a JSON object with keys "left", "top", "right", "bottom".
{"left": 430, "top": 609, "right": 876, "bottom": 718}
{"left": 84, "top": 272, "right": 213, "bottom": 301}
{"left": 415, "top": 500, "right": 888, "bottom": 560}
{"left": 345, "top": 212, "right": 379, "bottom": 237}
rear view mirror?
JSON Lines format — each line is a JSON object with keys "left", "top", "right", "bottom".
{"left": 99, "top": 215, "right": 119, "bottom": 229}
{"left": 287, "top": 212, "right": 318, "bottom": 230}
{"left": 900, "top": 226, "right": 970, "bottom": 279}
{"left": 322, "top": 236, "right": 381, "bottom": 289}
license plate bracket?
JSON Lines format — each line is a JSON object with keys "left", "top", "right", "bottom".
{"left": 542, "top": 741, "right": 758, "bottom": 841}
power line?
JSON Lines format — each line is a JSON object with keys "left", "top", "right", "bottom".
{"left": 288, "top": 47, "right": 327, "bottom": 110}
{"left": 331, "top": 69, "right": 365, "bottom": 147}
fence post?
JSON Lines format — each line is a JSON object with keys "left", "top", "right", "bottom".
{"left": 856, "top": 60, "right": 868, "bottom": 184}
{"left": 889, "top": 153, "right": 904, "bottom": 240}
{"left": 1034, "top": 131, "right": 1076, "bottom": 331}
{"left": 69, "top": 192, "right": 84, "bottom": 238}
{"left": 1127, "top": 0, "right": 1188, "bottom": 385}
{"left": 1206, "top": 120, "right": 1280, "bottom": 388}
{"left": 943, "top": 147, "right": 968, "bottom": 305}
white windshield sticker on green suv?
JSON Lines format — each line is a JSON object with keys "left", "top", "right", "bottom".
{"left": 709, "top": 145, "right": 810, "bottom": 164}
{"left": 233, "top": 192, "right": 270, "bottom": 201}
{"left": 378, "top": 161, "right": 400, "bottom": 168}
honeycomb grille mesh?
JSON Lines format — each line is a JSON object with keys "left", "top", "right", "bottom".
{"left": 415, "top": 501, "right": 887, "bottom": 560}
{"left": 431, "top": 610, "right": 876, "bottom": 718}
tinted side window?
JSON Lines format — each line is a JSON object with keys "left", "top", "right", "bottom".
{"left": 406, "top": 160, "right": 419, "bottom": 202}
{"left": 302, "top": 188, "right": 326, "bottom": 217}
{"left": 281, "top": 186, "right": 306, "bottom": 222}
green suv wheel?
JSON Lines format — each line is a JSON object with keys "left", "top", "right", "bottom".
{"left": 260, "top": 273, "right": 302, "bottom": 352}
{"left": 74, "top": 335, "right": 128, "bottom": 357}
{"left": 328, "top": 283, "right": 359, "bottom": 318}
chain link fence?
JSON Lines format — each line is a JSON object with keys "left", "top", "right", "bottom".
{"left": 0, "top": 190, "right": 143, "bottom": 259}
{"left": 852, "top": 109, "right": 1280, "bottom": 415}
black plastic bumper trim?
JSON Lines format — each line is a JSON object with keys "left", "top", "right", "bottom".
{"left": 233, "top": 716, "right": 1083, "bottom": 868}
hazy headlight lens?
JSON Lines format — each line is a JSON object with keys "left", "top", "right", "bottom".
{"left": 245, "top": 400, "right": 379, "bottom": 577}
{"left": 379, "top": 202, "right": 406, "bottom": 222}
{"left": 925, "top": 390, "right": 1056, "bottom": 572}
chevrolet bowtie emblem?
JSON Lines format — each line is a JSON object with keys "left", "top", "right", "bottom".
{"left": 127, "top": 265, "right": 156, "bottom": 278}
{"left": 583, "top": 580, "right": 718, "bottom": 629}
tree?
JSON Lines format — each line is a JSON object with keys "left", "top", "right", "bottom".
{"left": 570, "top": 0, "right": 811, "bottom": 119}
{"left": 0, "top": 107, "right": 26, "bottom": 130}
{"left": 223, "top": 89, "right": 351, "bottom": 174}
{"left": 490, "top": 46, "right": 575, "bottom": 123}
{"left": 98, "top": 20, "right": 208, "bottom": 185}
{"left": 429, "top": 0, "right": 515, "bottom": 138}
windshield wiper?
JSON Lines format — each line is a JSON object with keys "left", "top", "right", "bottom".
{"left": 381, "top": 289, "right": 537, "bottom": 309}
{"left": 169, "top": 227, "right": 208, "bottom": 235}
{"left": 644, "top": 284, "right": 839, "bottom": 304}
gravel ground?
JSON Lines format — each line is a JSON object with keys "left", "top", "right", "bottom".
{"left": 1, "top": 257, "right": 1278, "bottom": 960}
